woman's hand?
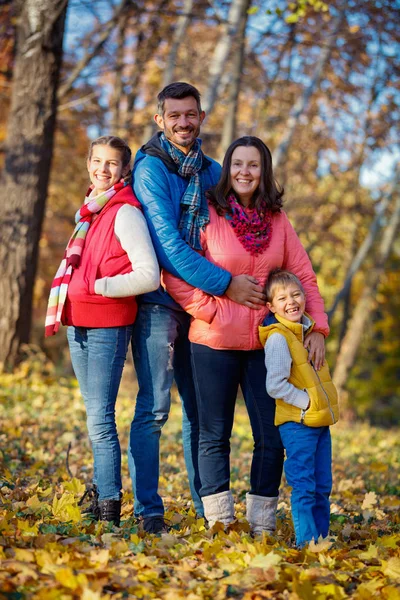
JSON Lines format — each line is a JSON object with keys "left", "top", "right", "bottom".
{"left": 304, "top": 331, "right": 325, "bottom": 370}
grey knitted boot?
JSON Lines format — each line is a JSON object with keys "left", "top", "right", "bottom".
{"left": 246, "top": 493, "right": 279, "bottom": 535}
{"left": 202, "top": 490, "right": 235, "bottom": 527}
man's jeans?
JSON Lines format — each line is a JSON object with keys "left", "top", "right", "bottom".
{"left": 67, "top": 325, "right": 133, "bottom": 501}
{"left": 191, "top": 343, "right": 284, "bottom": 498}
{"left": 128, "top": 303, "right": 202, "bottom": 517}
{"left": 279, "top": 422, "right": 332, "bottom": 547}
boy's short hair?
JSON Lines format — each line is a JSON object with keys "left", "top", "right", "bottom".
{"left": 265, "top": 269, "right": 305, "bottom": 303}
{"left": 157, "top": 82, "right": 202, "bottom": 115}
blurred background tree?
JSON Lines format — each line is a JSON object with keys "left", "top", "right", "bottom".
{"left": 0, "top": 0, "right": 399, "bottom": 423}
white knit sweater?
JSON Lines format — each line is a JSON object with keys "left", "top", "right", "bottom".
{"left": 94, "top": 204, "right": 159, "bottom": 298}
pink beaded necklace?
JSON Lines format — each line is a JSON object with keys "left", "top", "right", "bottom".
{"left": 225, "top": 194, "right": 273, "bottom": 256}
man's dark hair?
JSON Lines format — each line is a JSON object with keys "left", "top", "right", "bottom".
{"left": 157, "top": 82, "right": 202, "bottom": 115}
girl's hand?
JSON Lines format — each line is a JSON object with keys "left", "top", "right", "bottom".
{"left": 304, "top": 331, "right": 325, "bottom": 370}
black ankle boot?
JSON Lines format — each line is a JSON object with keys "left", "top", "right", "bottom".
{"left": 98, "top": 498, "right": 121, "bottom": 526}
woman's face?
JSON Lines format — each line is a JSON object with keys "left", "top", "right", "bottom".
{"left": 230, "top": 146, "right": 261, "bottom": 206}
{"left": 87, "top": 144, "right": 128, "bottom": 194}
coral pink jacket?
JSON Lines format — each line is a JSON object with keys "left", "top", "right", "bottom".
{"left": 163, "top": 205, "right": 329, "bottom": 351}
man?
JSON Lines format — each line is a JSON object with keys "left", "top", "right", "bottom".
{"left": 129, "top": 82, "right": 265, "bottom": 533}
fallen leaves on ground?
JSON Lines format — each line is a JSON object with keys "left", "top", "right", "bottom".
{"left": 0, "top": 357, "right": 399, "bottom": 599}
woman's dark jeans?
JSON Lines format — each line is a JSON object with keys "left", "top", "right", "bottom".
{"left": 191, "top": 343, "right": 284, "bottom": 498}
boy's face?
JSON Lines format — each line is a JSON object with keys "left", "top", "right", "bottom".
{"left": 267, "top": 283, "right": 306, "bottom": 323}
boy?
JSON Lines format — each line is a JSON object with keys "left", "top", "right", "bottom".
{"left": 259, "top": 269, "right": 339, "bottom": 547}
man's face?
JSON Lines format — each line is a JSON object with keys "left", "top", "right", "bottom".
{"left": 154, "top": 96, "right": 205, "bottom": 154}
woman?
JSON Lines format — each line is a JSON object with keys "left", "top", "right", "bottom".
{"left": 45, "top": 136, "right": 159, "bottom": 526}
{"left": 163, "top": 136, "right": 329, "bottom": 535}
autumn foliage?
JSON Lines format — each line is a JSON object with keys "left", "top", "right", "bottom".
{"left": 1, "top": 352, "right": 399, "bottom": 599}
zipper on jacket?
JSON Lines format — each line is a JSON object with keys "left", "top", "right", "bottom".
{"left": 311, "top": 361, "right": 335, "bottom": 423}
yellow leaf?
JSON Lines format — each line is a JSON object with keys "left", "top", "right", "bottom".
{"left": 13, "top": 549, "right": 35, "bottom": 562}
{"left": 359, "top": 544, "right": 379, "bottom": 560}
{"left": 381, "top": 585, "right": 400, "bottom": 600}
{"left": 89, "top": 549, "right": 109, "bottom": 567}
{"left": 314, "top": 583, "right": 347, "bottom": 598}
{"left": 380, "top": 535, "right": 400, "bottom": 549}
{"left": 355, "top": 580, "right": 382, "bottom": 596}
{"left": 26, "top": 494, "right": 49, "bottom": 514}
{"left": 248, "top": 552, "right": 282, "bottom": 569}
{"left": 383, "top": 558, "right": 400, "bottom": 581}
{"left": 81, "top": 589, "right": 102, "bottom": 600}
{"left": 17, "top": 519, "right": 39, "bottom": 535}
{"left": 63, "top": 478, "right": 86, "bottom": 495}
{"left": 308, "top": 536, "right": 333, "bottom": 553}
{"left": 54, "top": 567, "right": 79, "bottom": 590}
{"left": 361, "top": 491, "right": 378, "bottom": 510}
{"left": 52, "top": 491, "right": 81, "bottom": 523}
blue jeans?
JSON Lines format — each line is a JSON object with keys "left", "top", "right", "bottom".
{"left": 279, "top": 422, "right": 332, "bottom": 547}
{"left": 128, "top": 303, "right": 202, "bottom": 517}
{"left": 67, "top": 325, "right": 133, "bottom": 501}
{"left": 191, "top": 344, "right": 284, "bottom": 498}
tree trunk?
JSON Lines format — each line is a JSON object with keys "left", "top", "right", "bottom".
{"left": 0, "top": 0, "right": 67, "bottom": 370}
{"left": 333, "top": 192, "right": 400, "bottom": 399}
{"left": 110, "top": 15, "right": 127, "bottom": 135}
{"left": 327, "top": 196, "right": 389, "bottom": 320}
{"left": 218, "top": 0, "right": 251, "bottom": 157}
{"left": 272, "top": 10, "right": 344, "bottom": 170}
{"left": 202, "top": 0, "right": 249, "bottom": 116}
{"left": 162, "top": 0, "right": 194, "bottom": 87}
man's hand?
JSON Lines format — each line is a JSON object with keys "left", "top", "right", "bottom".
{"left": 304, "top": 331, "right": 325, "bottom": 370}
{"left": 226, "top": 275, "right": 266, "bottom": 308}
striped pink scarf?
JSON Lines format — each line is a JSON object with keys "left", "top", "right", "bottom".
{"left": 45, "top": 182, "right": 124, "bottom": 337}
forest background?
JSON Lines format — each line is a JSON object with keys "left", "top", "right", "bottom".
{"left": 1, "top": 0, "right": 399, "bottom": 421}
{"left": 1, "top": 2, "right": 400, "bottom": 599}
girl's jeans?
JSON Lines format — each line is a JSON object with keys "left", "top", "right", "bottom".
{"left": 191, "top": 344, "right": 284, "bottom": 498}
{"left": 279, "top": 422, "right": 332, "bottom": 547}
{"left": 67, "top": 325, "right": 133, "bottom": 501}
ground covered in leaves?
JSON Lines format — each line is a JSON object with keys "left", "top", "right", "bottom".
{"left": 1, "top": 354, "right": 400, "bottom": 599}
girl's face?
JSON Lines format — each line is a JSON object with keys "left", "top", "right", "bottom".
{"left": 230, "top": 146, "right": 261, "bottom": 206}
{"left": 87, "top": 144, "right": 128, "bottom": 193}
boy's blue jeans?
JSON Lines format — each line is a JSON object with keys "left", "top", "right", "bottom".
{"left": 128, "top": 303, "right": 203, "bottom": 518}
{"left": 67, "top": 325, "right": 133, "bottom": 501}
{"left": 279, "top": 422, "right": 332, "bottom": 547}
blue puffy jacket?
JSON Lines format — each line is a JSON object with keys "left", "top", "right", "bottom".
{"left": 133, "top": 133, "right": 231, "bottom": 309}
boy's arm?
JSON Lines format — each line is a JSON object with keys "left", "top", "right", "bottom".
{"left": 265, "top": 333, "right": 310, "bottom": 409}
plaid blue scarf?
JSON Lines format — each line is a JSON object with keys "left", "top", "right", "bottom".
{"left": 160, "top": 133, "right": 208, "bottom": 250}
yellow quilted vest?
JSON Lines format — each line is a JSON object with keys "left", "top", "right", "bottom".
{"left": 259, "top": 313, "right": 339, "bottom": 427}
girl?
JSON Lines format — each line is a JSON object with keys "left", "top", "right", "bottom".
{"left": 163, "top": 136, "right": 328, "bottom": 535}
{"left": 46, "top": 136, "right": 159, "bottom": 526}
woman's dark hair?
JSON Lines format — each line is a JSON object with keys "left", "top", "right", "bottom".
{"left": 88, "top": 135, "right": 132, "bottom": 183}
{"left": 207, "top": 136, "right": 284, "bottom": 215}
